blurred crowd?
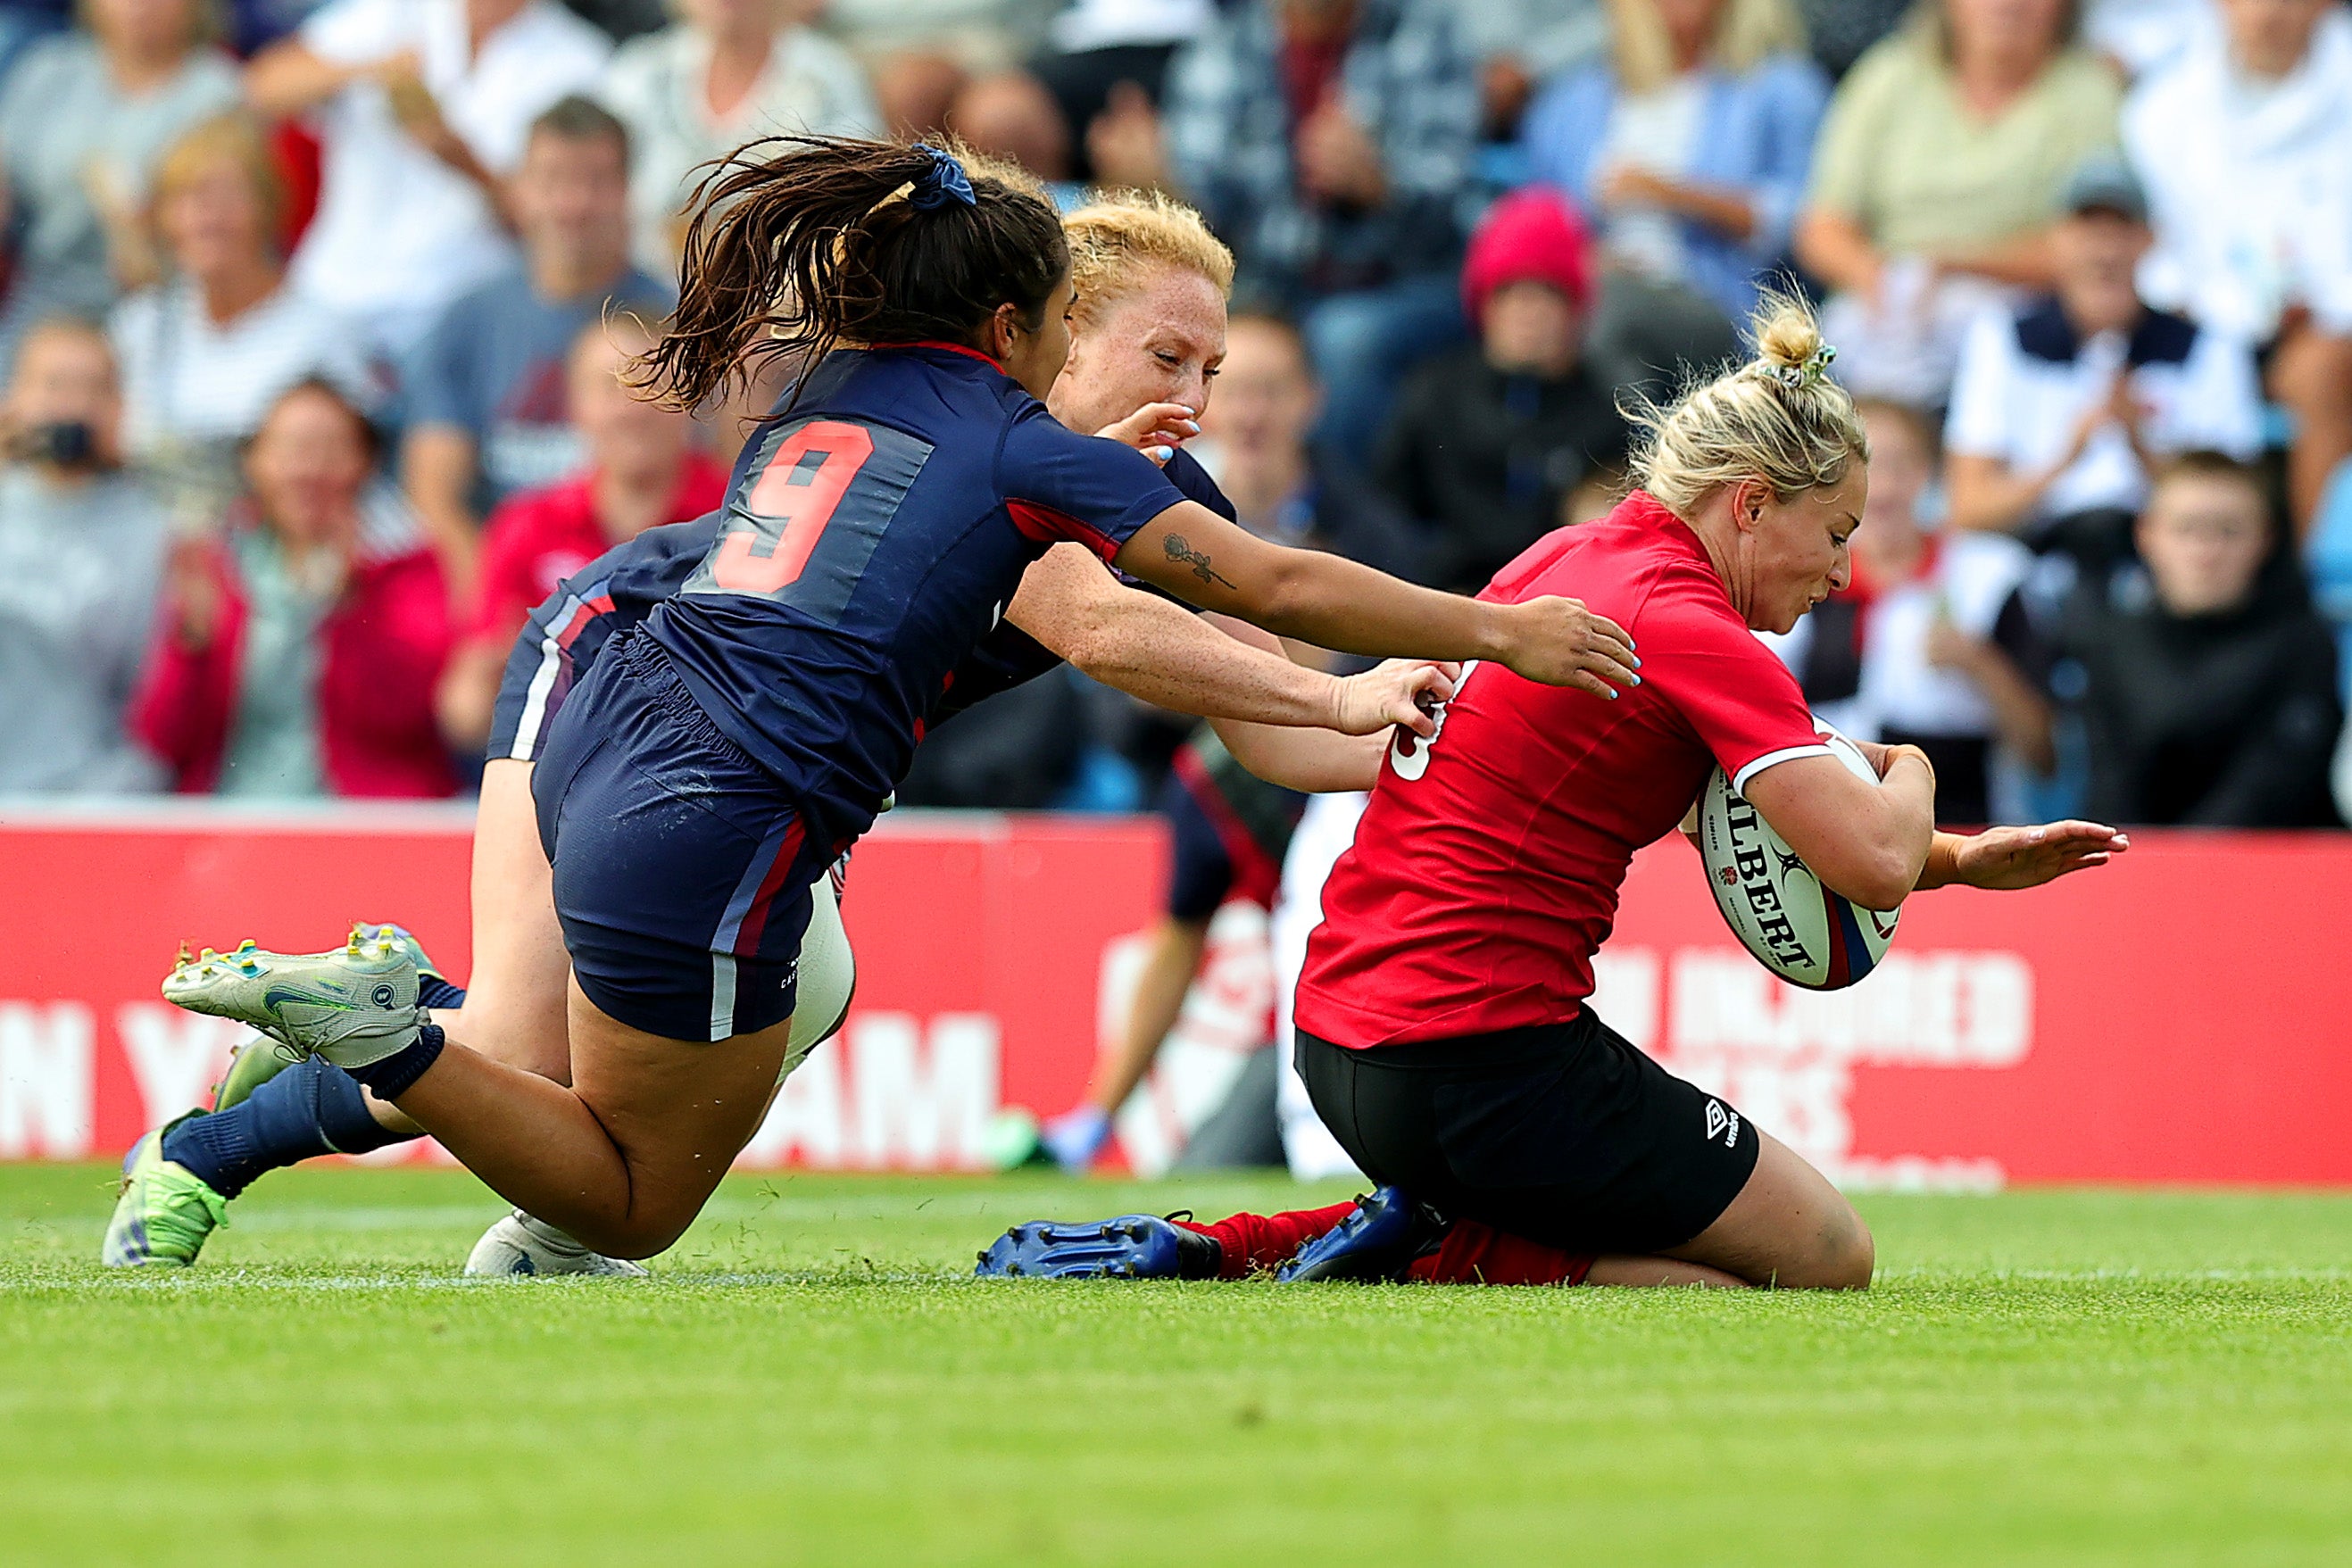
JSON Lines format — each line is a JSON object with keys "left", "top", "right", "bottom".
{"left": 0, "top": 0, "right": 2346, "bottom": 829}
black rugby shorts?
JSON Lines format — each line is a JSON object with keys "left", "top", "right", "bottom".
{"left": 1297, "top": 1011, "right": 1762, "bottom": 1257}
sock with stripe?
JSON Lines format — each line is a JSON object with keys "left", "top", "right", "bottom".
{"left": 1175, "top": 1201, "right": 1361, "bottom": 1280}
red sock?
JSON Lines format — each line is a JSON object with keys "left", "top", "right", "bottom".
{"left": 1176, "top": 1201, "right": 1359, "bottom": 1279}
{"left": 1404, "top": 1220, "right": 1593, "bottom": 1287}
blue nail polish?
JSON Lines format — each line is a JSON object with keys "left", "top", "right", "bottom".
{"left": 1631, "top": 674, "right": 1642, "bottom": 685}
{"left": 1150, "top": 445, "right": 1174, "bottom": 461}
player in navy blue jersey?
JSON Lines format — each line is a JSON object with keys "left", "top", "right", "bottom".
{"left": 160, "top": 138, "right": 1641, "bottom": 1265}
{"left": 111, "top": 188, "right": 1472, "bottom": 1273}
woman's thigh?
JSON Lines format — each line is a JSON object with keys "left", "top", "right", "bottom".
{"left": 451, "top": 759, "right": 574, "bottom": 1083}
{"left": 563, "top": 976, "right": 794, "bottom": 1250}
{"left": 1664, "top": 1130, "right": 1874, "bottom": 1290}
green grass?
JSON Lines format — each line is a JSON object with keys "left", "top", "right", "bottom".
{"left": 4, "top": 1166, "right": 2350, "bottom": 1567}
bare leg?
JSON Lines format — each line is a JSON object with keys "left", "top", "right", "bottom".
{"left": 363, "top": 758, "right": 572, "bottom": 1135}
{"left": 1585, "top": 1256, "right": 1749, "bottom": 1289}
{"left": 385, "top": 978, "right": 790, "bottom": 1259}
{"left": 1662, "top": 1130, "right": 1875, "bottom": 1290}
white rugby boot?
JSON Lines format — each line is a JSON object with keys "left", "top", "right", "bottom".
{"left": 465, "top": 1210, "right": 650, "bottom": 1278}
{"left": 160, "top": 927, "right": 425, "bottom": 1069}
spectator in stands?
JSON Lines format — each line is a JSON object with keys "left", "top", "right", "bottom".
{"left": 1455, "top": 0, "right": 1608, "bottom": 143}
{"left": 598, "top": 0, "right": 879, "bottom": 280}
{"left": 1110, "top": 0, "right": 1480, "bottom": 456}
{"left": 400, "top": 95, "right": 669, "bottom": 590}
{"left": 0, "top": 318, "right": 168, "bottom": 792}
{"left": 1794, "top": 0, "right": 2122, "bottom": 407}
{"left": 1944, "top": 153, "right": 2263, "bottom": 571}
{"left": 822, "top": 0, "right": 1054, "bottom": 136}
{"left": 2062, "top": 451, "right": 2341, "bottom": 826}
{"left": 1518, "top": 0, "right": 1828, "bottom": 334}
{"left": 2125, "top": 0, "right": 2352, "bottom": 534}
{"left": 1769, "top": 398, "right": 2053, "bottom": 825}
{"left": 0, "top": 0, "right": 240, "bottom": 369}
{"left": 248, "top": 0, "right": 612, "bottom": 356}
{"left": 130, "top": 379, "right": 454, "bottom": 799}
{"left": 436, "top": 315, "right": 725, "bottom": 752}
{"left": 1199, "top": 311, "right": 1423, "bottom": 579}
{"left": 946, "top": 69, "right": 1083, "bottom": 203}
{"left": 110, "top": 113, "right": 374, "bottom": 512}
{"left": 1029, "top": 0, "right": 1213, "bottom": 179}
{"left": 1375, "top": 189, "right": 1625, "bottom": 594}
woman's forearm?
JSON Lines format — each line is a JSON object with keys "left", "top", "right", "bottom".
{"left": 1657, "top": 178, "right": 1757, "bottom": 243}
{"left": 1211, "top": 718, "right": 1386, "bottom": 793}
{"left": 1008, "top": 544, "right": 1344, "bottom": 726}
{"left": 1113, "top": 503, "right": 1636, "bottom": 697}
{"left": 1793, "top": 209, "right": 1882, "bottom": 296}
{"left": 1945, "top": 453, "right": 2056, "bottom": 535}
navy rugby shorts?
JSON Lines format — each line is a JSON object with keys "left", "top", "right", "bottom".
{"left": 531, "top": 628, "right": 831, "bottom": 1042}
{"left": 486, "top": 578, "right": 613, "bottom": 763}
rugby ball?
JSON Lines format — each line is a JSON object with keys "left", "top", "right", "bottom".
{"left": 1695, "top": 733, "right": 1899, "bottom": 991}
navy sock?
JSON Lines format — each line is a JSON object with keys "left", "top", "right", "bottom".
{"left": 346, "top": 1024, "right": 446, "bottom": 1100}
{"left": 419, "top": 976, "right": 467, "bottom": 1011}
{"left": 161, "top": 1058, "right": 418, "bottom": 1199}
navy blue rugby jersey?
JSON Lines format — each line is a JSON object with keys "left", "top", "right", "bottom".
{"left": 639, "top": 343, "right": 1189, "bottom": 831}
{"left": 495, "top": 438, "right": 1233, "bottom": 762}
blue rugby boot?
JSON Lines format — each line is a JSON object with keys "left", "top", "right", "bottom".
{"left": 1276, "top": 1187, "right": 1447, "bottom": 1282}
{"left": 975, "top": 1214, "right": 1220, "bottom": 1280}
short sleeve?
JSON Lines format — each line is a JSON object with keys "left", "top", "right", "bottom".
{"left": 997, "top": 404, "right": 1187, "bottom": 562}
{"left": 398, "top": 297, "right": 478, "bottom": 436}
{"left": 1640, "top": 571, "right": 1832, "bottom": 793}
{"left": 301, "top": 0, "right": 407, "bottom": 64}
{"left": 1943, "top": 308, "right": 2018, "bottom": 460}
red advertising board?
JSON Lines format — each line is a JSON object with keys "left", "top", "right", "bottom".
{"left": 1, "top": 803, "right": 2347, "bottom": 1186}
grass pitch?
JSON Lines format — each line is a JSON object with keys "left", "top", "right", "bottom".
{"left": 4, "top": 1166, "right": 2349, "bottom": 1567}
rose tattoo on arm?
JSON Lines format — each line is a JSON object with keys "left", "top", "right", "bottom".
{"left": 1163, "top": 533, "right": 1236, "bottom": 590}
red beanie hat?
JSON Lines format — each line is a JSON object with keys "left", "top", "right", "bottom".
{"left": 1461, "top": 187, "right": 1596, "bottom": 326}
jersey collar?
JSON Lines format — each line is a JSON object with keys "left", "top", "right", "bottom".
{"left": 874, "top": 339, "right": 1005, "bottom": 369}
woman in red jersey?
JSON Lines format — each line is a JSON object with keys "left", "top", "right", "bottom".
{"left": 980, "top": 295, "right": 2125, "bottom": 1291}
{"left": 1280, "top": 297, "right": 2124, "bottom": 1290}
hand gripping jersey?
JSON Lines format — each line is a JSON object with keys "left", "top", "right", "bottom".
{"left": 643, "top": 344, "right": 1186, "bottom": 841}
{"left": 1293, "top": 491, "right": 1833, "bottom": 1049}
{"left": 489, "top": 442, "right": 1234, "bottom": 767}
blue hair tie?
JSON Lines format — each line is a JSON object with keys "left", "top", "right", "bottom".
{"left": 909, "top": 145, "right": 977, "bottom": 211}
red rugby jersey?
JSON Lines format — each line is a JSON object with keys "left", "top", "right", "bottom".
{"left": 1293, "top": 490, "right": 1831, "bottom": 1049}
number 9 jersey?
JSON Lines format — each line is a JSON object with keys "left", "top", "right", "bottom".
{"left": 643, "top": 342, "right": 1186, "bottom": 842}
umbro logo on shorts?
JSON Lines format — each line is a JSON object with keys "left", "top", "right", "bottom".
{"left": 1704, "top": 1099, "right": 1741, "bottom": 1149}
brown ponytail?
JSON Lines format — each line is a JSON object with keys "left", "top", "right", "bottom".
{"left": 633, "top": 136, "right": 1068, "bottom": 412}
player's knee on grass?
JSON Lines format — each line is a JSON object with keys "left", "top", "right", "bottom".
{"left": 1779, "top": 1206, "right": 1874, "bottom": 1290}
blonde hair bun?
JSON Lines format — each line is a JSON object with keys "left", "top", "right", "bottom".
{"left": 1752, "top": 294, "right": 1825, "bottom": 375}
{"left": 1625, "top": 289, "right": 1867, "bottom": 510}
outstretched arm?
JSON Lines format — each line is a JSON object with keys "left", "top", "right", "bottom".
{"left": 1204, "top": 618, "right": 1407, "bottom": 793}
{"left": 1914, "top": 821, "right": 2130, "bottom": 892}
{"left": 1006, "top": 544, "right": 1451, "bottom": 734}
{"left": 1110, "top": 501, "right": 1641, "bottom": 698}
